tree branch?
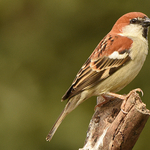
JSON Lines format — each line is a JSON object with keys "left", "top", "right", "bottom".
{"left": 79, "top": 91, "right": 150, "bottom": 150}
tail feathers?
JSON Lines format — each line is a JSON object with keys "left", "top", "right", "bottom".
{"left": 46, "top": 109, "right": 68, "bottom": 142}
{"left": 46, "top": 94, "right": 82, "bottom": 141}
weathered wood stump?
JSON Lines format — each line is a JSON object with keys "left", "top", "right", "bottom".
{"left": 79, "top": 91, "right": 150, "bottom": 150}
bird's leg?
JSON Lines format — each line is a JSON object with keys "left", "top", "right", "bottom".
{"left": 94, "top": 88, "right": 143, "bottom": 112}
{"left": 94, "top": 94, "right": 116, "bottom": 110}
{"left": 107, "top": 88, "right": 143, "bottom": 112}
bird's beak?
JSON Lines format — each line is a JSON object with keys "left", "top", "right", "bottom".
{"left": 142, "top": 17, "right": 150, "bottom": 27}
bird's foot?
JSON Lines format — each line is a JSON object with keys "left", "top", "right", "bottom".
{"left": 107, "top": 88, "right": 143, "bottom": 113}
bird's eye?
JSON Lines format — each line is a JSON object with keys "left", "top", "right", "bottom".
{"left": 130, "top": 18, "right": 137, "bottom": 24}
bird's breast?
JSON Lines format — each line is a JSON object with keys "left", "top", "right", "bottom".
{"left": 90, "top": 37, "right": 148, "bottom": 95}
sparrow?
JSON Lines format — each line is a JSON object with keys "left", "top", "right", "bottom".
{"left": 46, "top": 12, "right": 150, "bottom": 141}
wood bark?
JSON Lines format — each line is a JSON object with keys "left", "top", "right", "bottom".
{"left": 79, "top": 91, "right": 150, "bottom": 150}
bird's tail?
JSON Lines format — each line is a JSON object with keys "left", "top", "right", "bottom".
{"left": 46, "top": 94, "right": 81, "bottom": 142}
{"left": 46, "top": 108, "right": 68, "bottom": 142}
{"left": 46, "top": 93, "right": 84, "bottom": 141}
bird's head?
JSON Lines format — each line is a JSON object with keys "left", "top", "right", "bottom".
{"left": 111, "top": 12, "right": 150, "bottom": 39}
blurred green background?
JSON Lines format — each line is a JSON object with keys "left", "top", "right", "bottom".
{"left": 0, "top": 0, "right": 150, "bottom": 150}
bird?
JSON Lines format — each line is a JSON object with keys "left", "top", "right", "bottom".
{"left": 46, "top": 12, "right": 150, "bottom": 142}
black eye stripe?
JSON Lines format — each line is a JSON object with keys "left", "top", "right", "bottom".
{"left": 130, "top": 18, "right": 138, "bottom": 24}
{"left": 130, "top": 18, "right": 143, "bottom": 24}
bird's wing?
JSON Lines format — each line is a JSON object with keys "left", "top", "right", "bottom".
{"left": 62, "top": 34, "right": 133, "bottom": 101}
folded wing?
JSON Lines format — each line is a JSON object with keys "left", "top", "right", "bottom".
{"left": 62, "top": 34, "right": 133, "bottom": 101}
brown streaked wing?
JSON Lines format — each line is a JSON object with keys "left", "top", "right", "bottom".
{"left": 62, "top": 55, "right": 131, "bottom": 101}
{"left": 61, "top": 35, "right": 133, "bottom": 101}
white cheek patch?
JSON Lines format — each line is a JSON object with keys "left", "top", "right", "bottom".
{"left": 108, "top": 51, "right": 128, "bottom": 59}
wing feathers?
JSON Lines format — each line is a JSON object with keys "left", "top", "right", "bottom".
{"left": 62, "top": 34, "right": 133, "bottom": 101}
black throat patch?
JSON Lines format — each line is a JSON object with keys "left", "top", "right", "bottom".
{"left": 143, "top": 27, "right": 148, "bottom": 39}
